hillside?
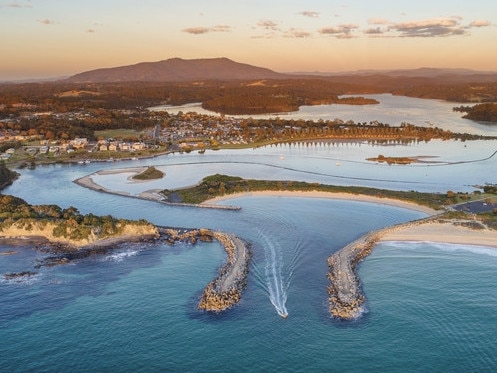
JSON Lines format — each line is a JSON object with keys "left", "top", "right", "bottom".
{"left": 67, "top": 57, "right": 288, "bottom": 82}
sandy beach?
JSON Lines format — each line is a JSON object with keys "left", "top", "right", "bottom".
{"left": 380, "top": 220, "right": 497, "bottom": 248}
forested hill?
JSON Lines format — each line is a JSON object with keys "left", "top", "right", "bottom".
{"left": 67, "top": 57, "right": 288, "bottom": 82}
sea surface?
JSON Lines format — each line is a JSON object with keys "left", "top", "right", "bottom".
{"left": 1, "top": 96, "right": 497, "bottom": 372}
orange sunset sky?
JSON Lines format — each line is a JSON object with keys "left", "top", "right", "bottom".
{"left": 1, "top": 0, "right": 496, "bottom": 80}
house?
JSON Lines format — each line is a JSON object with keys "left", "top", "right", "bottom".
{"left": 132, "top": 142, "right": 145, "bottom": 151}
{"left": 70, "top": 138, "right": 88, "bottom": 150}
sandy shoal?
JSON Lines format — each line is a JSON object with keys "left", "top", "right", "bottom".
{"left": 380, "top": 221, "right": 497, "bottom": 248}
{"left": 204, "top": 191, "right": 438, "bottom": 215}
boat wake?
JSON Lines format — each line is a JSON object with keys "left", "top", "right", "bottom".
{"left": 253, "top": 223, "right": 305, "bottom": 318}
{"left": 257, "top": 230, "right": 289, "bottom": 317}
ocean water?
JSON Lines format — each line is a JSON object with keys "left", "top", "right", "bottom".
{"left": 2, "top": 95, "right": 497, "bottom": 371}
{"left": 1, "top": 192, "right": 497, "bottom": 371}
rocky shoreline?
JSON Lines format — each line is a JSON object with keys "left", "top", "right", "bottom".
{"left": 2, "top": 226, "right": 252, "bottom": 313}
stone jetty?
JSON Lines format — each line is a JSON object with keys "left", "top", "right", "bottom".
{"left": 159, "top": 227, "right": 252, "bottom": 312}
{"left": 327, "top": 231, "right": 381, "bottom": 320}
{"left": 197, "top": 231, "right": 251, "bottom": 312}
{"left": 327, "top": 216, "right": 440, "bottom": 320}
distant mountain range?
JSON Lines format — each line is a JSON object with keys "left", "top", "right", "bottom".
{"left": 65, "top": 57, "right": 497, "bottom": 83}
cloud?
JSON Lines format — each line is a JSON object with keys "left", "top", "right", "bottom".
{"left": 363, "top": 16, "right": 491, "bottom": 38}
{"left": 389, "top": 17, "right": 467, "bottom": 37}
{"left": 319, "top": 24, "right": 359, "bottom": 39}
{"left": 86, "top": 29, "right": 96, "bottom": 33}
{"left": 39, "top": 18, "right": 55, "bottom": 25}
{"left": 470, "top": 19, "right": 491, "bottom": 27}
{"left": 364, "top": 27, "right": 385, "bottom": 35}
{"left": 257, "top": 20, "right": 279, "bottom": 31}
{"left": 283, "top": 28, "right": 312, "bottom": 38}
{"left": 183, "top": 25, "right": 231, "bottom": 35}
{"left": 299, "top": 11, "right": 319, "bottom": 18}
{"left": 212, "top": 25, "right": 231, "bottom": 32}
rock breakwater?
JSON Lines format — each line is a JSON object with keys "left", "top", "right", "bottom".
{"left": 327, "top": 232, "right": 381, "bottom": 320}
{"left": 159, "top": 227, "right": 252, "bottom": 312}
{"left": 327, "top": 216, "right": 440, "bottom": 320}
{"left": 197, "top": 232, "right": 251, "bottom": 312}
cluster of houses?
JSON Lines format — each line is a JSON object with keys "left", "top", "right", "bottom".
{"left": 37, "top": 138, "right": 147, "bottom": 155}
{"left": 0, "top": 137, "right": 150, "bottom": 161}
{"left": 161, "top": 112, "right": 249, "bottom": 146}
{"left": 94, "top": 139, "right": 147, "bottom": 152}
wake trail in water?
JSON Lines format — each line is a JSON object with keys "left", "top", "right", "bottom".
{"left": 247, "top": 204, "right": 308, "bottom": 317}
{"left": 257, "top": 230, "right": 288, "bottom": 318}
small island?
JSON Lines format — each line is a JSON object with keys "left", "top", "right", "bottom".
{"left": 366, "top": 155, "right": 418, "bottom": 165}
{"left": 132, "top": 166, "right": 164, "bottom": 180}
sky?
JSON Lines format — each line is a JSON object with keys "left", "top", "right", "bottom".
{"left": 1, "top": 0, "right": 496, "bottom": 80}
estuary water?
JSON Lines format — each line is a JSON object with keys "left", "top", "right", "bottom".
{"left": 1, "top": 95, "right": 497, "bottom": 372}
{"left": 150, "top": 93, "right": 497, "bottom": 136}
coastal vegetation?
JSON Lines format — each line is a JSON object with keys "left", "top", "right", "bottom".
{"left": 0, "top": 194, "right": 156, "bottom": 245}
{"left": 132, "top": 166, "right": 164, "bottom": 180}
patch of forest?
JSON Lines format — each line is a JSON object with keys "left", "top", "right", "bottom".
{"left": 0, "top": 79, "right": 380, "bottom": 115}
{"left": 392, "top": 82, "right": 497, "bottom": 103}
{"left": 453, "top": 103, "right": 497, "bottom": 122}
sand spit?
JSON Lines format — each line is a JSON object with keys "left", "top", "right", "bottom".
{"left": 74, "top": 172, "right": 240, "bottom": 210}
